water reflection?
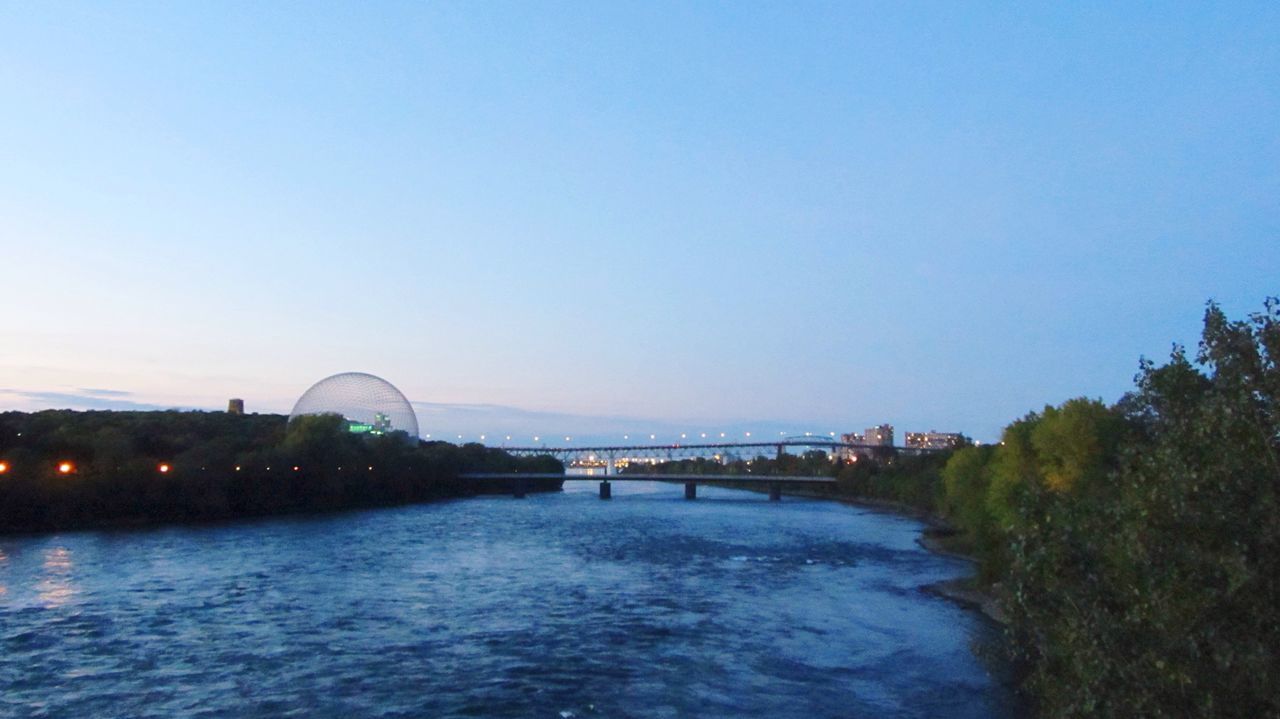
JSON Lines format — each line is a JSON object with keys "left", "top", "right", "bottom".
{"left": 37, "top": 546, "right": 77, "bottom": 607}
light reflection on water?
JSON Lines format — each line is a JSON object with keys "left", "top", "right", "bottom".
{"left": 37, "top": 546, "right": 76, "bottom": 608}
{"left": 0, "top": 481, "right": 1016, "bottom": 718}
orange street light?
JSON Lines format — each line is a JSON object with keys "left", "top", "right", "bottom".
{"left": 57, "top": 461, "right": 75, "bottom": 475}
{"left": 158, "top": 463, "right": 171, "bottom": 474}
{"left": 0, "top": 461, "right": 8, "bottom": 474}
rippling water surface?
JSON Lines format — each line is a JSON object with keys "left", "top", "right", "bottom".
{"left": 1, "top": 481, "right": 1015, "bottom": 718}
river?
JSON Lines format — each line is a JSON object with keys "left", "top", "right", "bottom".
{"left": 0, "top": 480, "right": 1016, "bottom": 718}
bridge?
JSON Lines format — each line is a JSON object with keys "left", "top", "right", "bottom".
{"left": 461, "top": 472, "right": 837, "bottom": 501}
{"left": 499, "top": 437, "right": 925, "bottom": 470}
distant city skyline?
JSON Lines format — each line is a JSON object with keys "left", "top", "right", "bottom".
{"left": 3, "top": 3, "right": 1277, "bottom": 441}
{"left": 0, "top": 386, "right": 915, "bottom": 446}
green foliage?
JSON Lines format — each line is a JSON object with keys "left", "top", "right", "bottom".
{"left": 986, "top": 414, "right": 1041, "bottom": 530}
{"left": 1004, "top": 300, "right": 1280, "bottom": 717}
{"left": 1030, "top": 398, "right": 1127, "bottom": 494}
{"left": 941, "top": 444, "right": 992, "bottom": 527}
{"left": 941, "top": 399, "right": 1127, "bottom": 582}
{"left": 941, "top": 444, "right": 1004, "bottom": 580}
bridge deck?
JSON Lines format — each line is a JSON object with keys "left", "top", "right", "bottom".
{"left": 461, "top": 473, "right": 837, "bottom": 484}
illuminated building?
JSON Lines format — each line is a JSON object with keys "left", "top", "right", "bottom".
{"left": 905, "top": 431, "right": 963, "bottom": 450}
{"left": 289, "top": 372, "right": 419, "bottom": 443}
{"left": 864, "top": 424, "right": 894, "bottom": 446}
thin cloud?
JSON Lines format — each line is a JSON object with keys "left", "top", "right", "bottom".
{"left": 0, "top": 389, "right": 187, "bottom": 412}
{"left": 77, "top": 388, "right": 135, "bottom": 397}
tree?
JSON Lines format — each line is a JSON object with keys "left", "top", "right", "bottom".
{"left": 1006, "top": 299, "right": 1280, "bottom": 718}
{"left": 1030, "top": 398, "right": 1126, "bottom": 494}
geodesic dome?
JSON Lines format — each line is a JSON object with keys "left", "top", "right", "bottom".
{"left": 289, "top": 372, "right": 419, "bottom": 442}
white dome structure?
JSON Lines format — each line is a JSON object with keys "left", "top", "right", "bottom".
{"left": 289, "top": 372, "right": 419, "bottom": 442}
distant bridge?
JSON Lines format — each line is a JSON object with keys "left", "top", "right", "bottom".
{"left": 500, "top": 438, "right": 926, "bottom": 468}
{"left": 462, "top": 471, "right": 836, "bottom": 500}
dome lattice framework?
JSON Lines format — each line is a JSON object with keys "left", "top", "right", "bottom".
{"left": 289, "top": 372, "right": 419, "bottom": 442}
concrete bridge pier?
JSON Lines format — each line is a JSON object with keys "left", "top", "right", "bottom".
{"left": 685, "top": 481, "right": 697, "bottom": 500}
{"left": 769, "top": 482, "right": 782, "bottom": 501}
{"left": 513, "top": 478, "right": 527, "bottom": 498}
{"left": 599, "top": 480, "right": 612, "bottom": 500}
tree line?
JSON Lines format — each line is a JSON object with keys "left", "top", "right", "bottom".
{"left": 835, "top": 300, "right": 1277, "bottom": 716}
{"left": 0, "top": 410, "right": 560, "bottom": 533}
{"left": 958, "top": 300, "right": 1278, "bottom": 717}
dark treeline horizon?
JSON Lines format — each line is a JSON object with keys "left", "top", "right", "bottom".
{"left": 0, "top": 410, "right": 561, "bottom": 534}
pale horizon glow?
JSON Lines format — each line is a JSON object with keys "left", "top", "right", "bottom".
{"left": 2, "top": 3, "right": 1278, "bottom": 441}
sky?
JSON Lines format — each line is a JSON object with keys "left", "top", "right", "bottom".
{"left": 1, "top": 2, "right": 1277, "bottom": 442}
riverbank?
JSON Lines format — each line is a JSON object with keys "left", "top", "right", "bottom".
{"left": 699, "top": 479, "right": 1008, "bottom": 624}
{"left": 0, "top": 477, "right": 567, "bottom": 538}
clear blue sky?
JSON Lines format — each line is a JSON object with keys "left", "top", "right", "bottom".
{"left": 1, "top": 2, "right": 1277, "bottom": 441}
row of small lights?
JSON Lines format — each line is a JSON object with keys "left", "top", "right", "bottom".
{"left": 0, "top": 460, "right": 84, "bottom": 475}
{"left": 0, "top": 461, "right": 381, "bottom": 476}
{"left": 424, "top": 431, "right": 843, "bottom": 443}
{"left": 0, "top": 433, "right": 846, "bottom": 475}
